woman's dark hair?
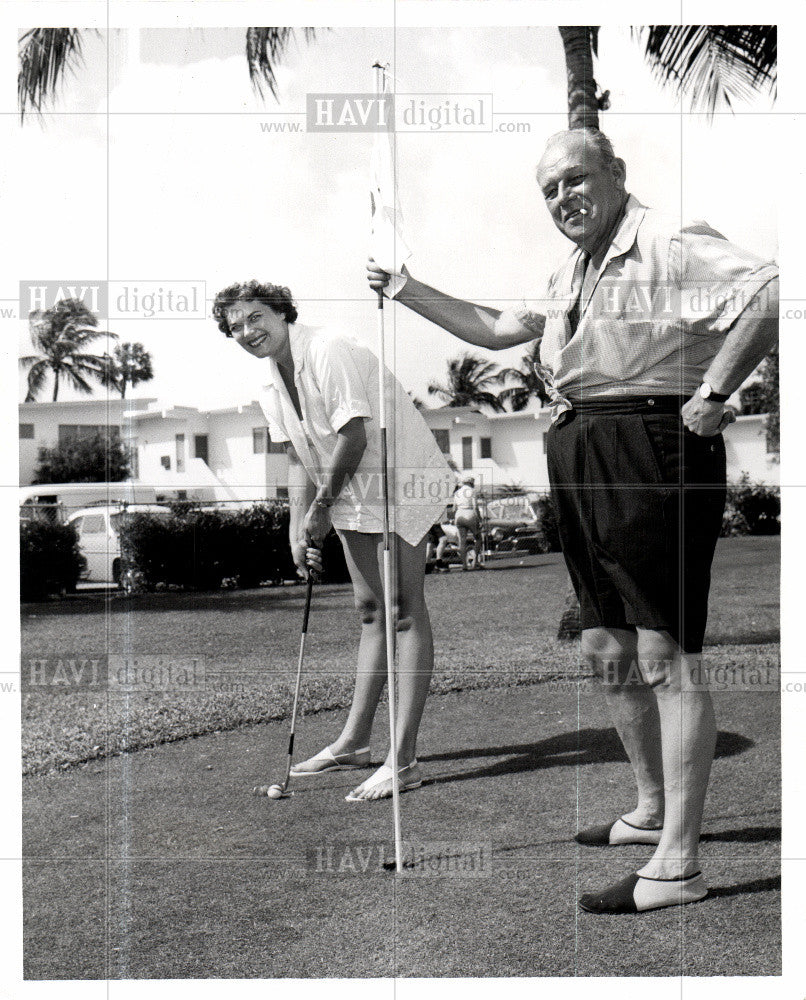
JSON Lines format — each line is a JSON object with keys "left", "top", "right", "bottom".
{"left": 212, "top": 280, "right": 298, "bottom": 336}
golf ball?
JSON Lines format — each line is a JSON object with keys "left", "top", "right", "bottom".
{"left": 267, "top": 784, "right": 284, "bottom": 799}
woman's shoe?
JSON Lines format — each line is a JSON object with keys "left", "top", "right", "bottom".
{"left": 289, "top": 746, "right": 371, "bottom": 776}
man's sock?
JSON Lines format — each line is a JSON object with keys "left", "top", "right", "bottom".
{"left": 575, "top": 816, "right": 663, "bottom": 846}
{"left": 579, "top": 871, "right": 708, "bottom": 913}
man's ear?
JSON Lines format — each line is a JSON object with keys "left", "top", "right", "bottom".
{"left": 612, "top": 157, "right": 627, "bottom": 188}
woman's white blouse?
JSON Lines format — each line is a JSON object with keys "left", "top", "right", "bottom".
{"left": 258, "top": 325, "right": 451, "bottom": 546}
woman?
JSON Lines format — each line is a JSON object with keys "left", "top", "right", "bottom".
{"left": 453, "top": 475, "right": 480, "bottom": 570}
{"left": 213, "top": 281, "right": 451, "bottom": 801}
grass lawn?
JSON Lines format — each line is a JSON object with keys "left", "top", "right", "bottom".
{"left": 20, "top": 537, "right": 779, "bottom": 775}
{"left": 20, "top": 536, "right": 781, "bottom": 978}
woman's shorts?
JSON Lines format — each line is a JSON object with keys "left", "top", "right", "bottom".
{"left": 546, "top": 397, "right": 727, "bottom": 654}
{"left": 455, "top": 511, "right": 479, "bottom": 531}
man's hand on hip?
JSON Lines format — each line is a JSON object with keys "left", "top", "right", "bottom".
{"left": 682, "top": 395, "right": 737, "bottom": 437}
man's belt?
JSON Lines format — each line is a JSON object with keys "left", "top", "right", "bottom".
{"left": 563, "top": 395, "right": 686, "bottom": 417}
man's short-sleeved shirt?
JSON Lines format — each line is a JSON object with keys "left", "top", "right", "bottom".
{"left": 258, "top": 325, "right": 451, "bottom": 546}
{"left": 498, "top": 194, "right": 778, "bottom": 420}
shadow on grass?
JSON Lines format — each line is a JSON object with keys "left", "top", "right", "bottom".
{"left": 706, "top": 874, "right": 780, "bottom": 900}
{"left": 700, "top": 825, "right": 780, "bottom": 844}
{"left": 706, "top": 630, "right": 780, "bottom": 645}
{"left": 419, "top": 728, "right": 752, "bottom": 785}
{"left": 20, "top": 584, "right": 347, "bottom": 618}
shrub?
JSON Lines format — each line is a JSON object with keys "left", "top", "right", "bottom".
{"left": 118, "top": 502, "right": 349, "bottom": 592}
{"left": 721, "top": 475, "right": 780, "bottom": 536}
{"left": 20, "top": 519, "right": 86, "bottom": 600}
{"left": 533, "top": 494, "right": 562, "bottom": 552}
{"left": 33, "top": 431, "right": 132, "bottom": 484}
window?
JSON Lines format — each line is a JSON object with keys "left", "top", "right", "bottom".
{"left": 254, "top": 427, "right": 284, "bottom": 454}
{"left": 58, "top": 424, "right": 120, "bottom": 446}
{"left": 480, "top": 437, "right": 492, "bottom": 459}
{"left": 19, "top": 424, "right": 34, "bottom": 440}
{"left": 433, "top": 429, "right": 450, "bottom": 454}
{"left": 462, "top": 437, "right": 472, "bottom": 470}
{"left": 276, "top": 487, "right": 289, "bottom": 500}
{"left": 175, "top": 434, "right": 185, "bottom": 473}
{"left": 161, "top": 456, "right": 171, "bottom": 470}
{"left": 194, "top": 435, "right": 209, "bottom": 464}
{"left": 81, "top": 514, "right": 106, "bottom": 534}
{"left": 267, "top": 430, "right": 285, "bottom": 455}
{"left": 253, "top": 428, "right": 267, "bottom": 454}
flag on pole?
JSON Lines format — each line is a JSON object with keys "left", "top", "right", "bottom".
{"left": 370, "top": 68, "right": 411, "bottom": 295}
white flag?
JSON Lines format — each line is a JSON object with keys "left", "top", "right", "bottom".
{"left": 370, "top": 72, "right": 411, "bottom": 291}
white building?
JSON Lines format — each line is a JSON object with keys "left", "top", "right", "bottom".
{"left": 18, "top": 397, "right": 778, "bottom": 498}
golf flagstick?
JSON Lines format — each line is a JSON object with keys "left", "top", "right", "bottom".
{"left": 373, "top": 61, "right": 404, "bottom": 874}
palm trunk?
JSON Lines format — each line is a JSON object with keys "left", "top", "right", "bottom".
{"left": 52, "top": 372, "right": 59, "bottom": 401}
{"left": 553, "top": 26, "right": 597, "bottom": 640}
{"left": 559, "top": 27, "right": 600, "bottom": 130}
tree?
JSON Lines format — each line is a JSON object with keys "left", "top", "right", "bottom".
{"left": 101, "top": 342, "right": 154, "bottom": 398}
{"left": 33, "top": 431, "right": 132, "bottom": 484}
{"left": 428, "top": 353, "right": 505, "bottom": 412}
{"left": 19, "top": 298, "right": 117, "bottom": 402}
{"left": 558, "top": 26, "right": 776, "bottom": 130}
{"left": 739, "top": 348, "right": 779, "bottom": 456}
{"left": 558, "top": 27, "right": 609, "bottom": 130}
{"left": 19, "top": 27, "right": 317, "bottom": 120}
{"left": 495, "top": 342, "right": 550, "bottom": 411}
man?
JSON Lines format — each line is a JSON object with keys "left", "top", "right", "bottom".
{"left": 367, "top": 128, "right": 778, "bottom": 912}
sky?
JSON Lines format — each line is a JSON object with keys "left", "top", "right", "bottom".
{"left": 12, "top": 25, "right": 779, "bottom": 411}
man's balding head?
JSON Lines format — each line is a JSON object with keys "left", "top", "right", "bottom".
{"left": 536, "top": 129, "right": 628, "bottom": 256}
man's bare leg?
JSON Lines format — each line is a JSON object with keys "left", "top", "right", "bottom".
{"left": 581, "top": 627, "right": 665, "bottom": 833}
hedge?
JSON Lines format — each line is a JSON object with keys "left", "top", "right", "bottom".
{"left": 721, "top": 476, "right": 780, "bottom": 537}
{"left": 118, "top": 502, "right": 350, "bottom": 592}
{"left": 20, "top": 519, "right": 86, "bottom": 601}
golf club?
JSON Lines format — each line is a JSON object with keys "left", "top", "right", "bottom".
{"left": 253, "top": 565, "right": 316, "bottom": 801}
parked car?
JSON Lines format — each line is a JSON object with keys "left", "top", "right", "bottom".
{"left": 66, "top": 503, "right": 170, "bottom": 585}
{"left": 483, "top": 492, "right": 545, "bottom": 554}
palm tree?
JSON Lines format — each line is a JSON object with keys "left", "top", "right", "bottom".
{"left": 428, "top": 353, "right": 505, "bottom": 412}
{"left": 101, "top": 342, "right": 155, "bottom": 398}
{"left": 558, "top": 27, "right": 609, "bottom": 130}
{"left": 19, "top": 27, "right": 317, "bottom": 120}
{"left": 20, "top": 298, "right": 117, "bottom": 401}
{"left": 558, "top": 25, "right": 776, "bottom": 130}
{"left": 495, "top": 343, "right": 550, "bottom": 411}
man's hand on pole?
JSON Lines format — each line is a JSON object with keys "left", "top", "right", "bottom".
{"left": 367, "top": 258, "right": 409, "bottom": 296}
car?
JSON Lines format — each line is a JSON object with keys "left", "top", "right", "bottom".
{"left": 483, "top": 492, "right": 546, "bottom": 554}
{"left": 66, "top": 503, "right": 170, "bottom": 585}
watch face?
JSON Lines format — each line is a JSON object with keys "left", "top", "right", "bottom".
{"left": 700, "top": 383, "right": 711, "bottom": 399}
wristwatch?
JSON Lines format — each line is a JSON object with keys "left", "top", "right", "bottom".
{"left": 698, "top": 382, "right": 730, "bottom": 403}
{"left": 314, "top": 495, "right": 334, "bottom": 509}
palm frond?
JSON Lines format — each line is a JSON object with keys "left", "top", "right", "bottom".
{"left": 24, "top": 361, "right": 49, "bottom": 402}
{"left": 634, "top": 25, "right": 776, "bottom": 116}
{"left": 246, "top": 27, "right": 318, "bottom": 100}
{"left": 61, "top": 365, "right": 95, "bottom": 395}
{"left": 18, "top": 28, "right": 85, "bottom": 120}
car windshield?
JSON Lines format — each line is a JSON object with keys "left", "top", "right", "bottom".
{"left": 486, "top": 497, "right": 535, "bottom": 522}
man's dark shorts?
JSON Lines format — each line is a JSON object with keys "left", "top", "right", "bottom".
{"left": 546, "top": 397, "right": 727, "bottom": 654}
